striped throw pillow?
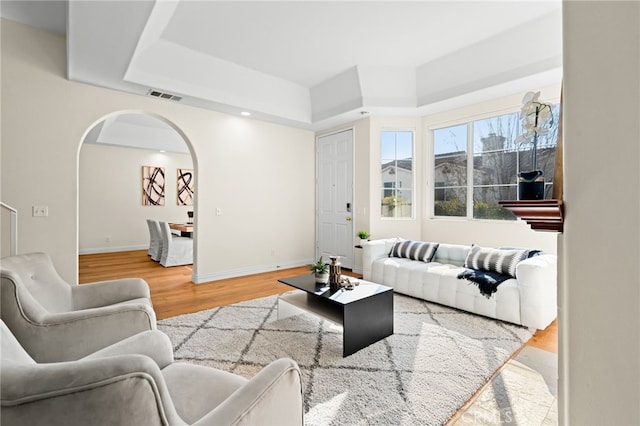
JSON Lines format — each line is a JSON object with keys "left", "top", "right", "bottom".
{"left": 463, "top": 246, "right": 530, "bottom": 278}
{"left": 390, "top": 240, "right": 440, "bottom": 263}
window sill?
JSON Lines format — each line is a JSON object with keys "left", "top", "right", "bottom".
{"left": 498, "top": 199, "right": 564, "bottom": 232}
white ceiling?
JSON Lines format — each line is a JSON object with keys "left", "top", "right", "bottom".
{"left": 1, "top": 0, "right": 563, "bottom": 153}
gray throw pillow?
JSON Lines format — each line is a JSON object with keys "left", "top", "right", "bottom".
{"left": 390, "top": 240, "right": 440, "bottom": 263}
{"left": 463, "top": 246, "right": 530, "bottom": 277}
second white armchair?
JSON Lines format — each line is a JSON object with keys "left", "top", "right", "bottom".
{"left": 1, "top": 321, "right": 304, "bottom": 425}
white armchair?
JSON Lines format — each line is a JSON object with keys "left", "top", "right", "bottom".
{"left": 0, "top": 321, "right": 304, "bottom": 425}
{"left": 0, "top": 252, "right": 156, "bottom": 362}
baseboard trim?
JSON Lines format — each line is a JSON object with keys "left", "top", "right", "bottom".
{"left": 193, "top": 258, "right": 313, "bottom": 284}
{"left": 79, "top": 245, "right": 147, "bottom": 255}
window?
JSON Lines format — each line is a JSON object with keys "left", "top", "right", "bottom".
{"left": 381, "top": 131, "right": 413, "bottom": 218}
{"left": 433, "top": 124, "right": 467, "bottom": 217}
{"left": 432, "top": 105, "right": 559, "bottom": 220}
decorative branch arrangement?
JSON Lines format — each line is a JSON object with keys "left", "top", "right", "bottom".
{"left": 515, "top": 91, "right": 554, "bottom": 174}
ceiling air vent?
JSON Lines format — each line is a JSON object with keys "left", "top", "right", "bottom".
{"left": 147, "top": 89, "right": 182, "bottom": 102}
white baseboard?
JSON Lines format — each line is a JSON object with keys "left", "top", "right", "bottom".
{"left": 193, "top": 258, "right": 313, "bottom": 284}
{"left": 79, "top": 245, "right": 147, "bottom": 255}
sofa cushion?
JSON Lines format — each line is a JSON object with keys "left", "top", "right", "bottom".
{"left": 431, "top": 244, "right": 471, "bottom": 267}
{"left": 463, "top": 246, "right": 530, "bottom": 278}
{"left": 390, "top": 240, "right": 439, "bottom": 263}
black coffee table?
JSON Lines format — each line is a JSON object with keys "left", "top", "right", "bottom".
{"left": 277, "top": 274, "right": 394, "bottom": 357}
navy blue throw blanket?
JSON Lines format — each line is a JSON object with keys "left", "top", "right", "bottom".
{"left": 458, "top": 250, "right": 542, "bottom": 298}
{"left": 457, "top": 269, "right": 511, "bottom": 298}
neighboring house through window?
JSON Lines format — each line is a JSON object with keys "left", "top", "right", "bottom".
{"left": 381, "top": 131, "right": 413, "bottom": 218}
{"left": 432, "top": 105, "right": 559, "bottom": 220}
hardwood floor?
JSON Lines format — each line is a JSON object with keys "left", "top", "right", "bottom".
{"left": 78, "top": 249, "right": 557, "bottom": 351}
{"left": 527, "top": 317, "right": 558, "bottom": 353}
{"left": 80, "top": 249, "right": 296, "bottom": 320}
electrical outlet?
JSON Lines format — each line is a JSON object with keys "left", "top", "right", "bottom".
{"left": 216, "top": 207, "right": 222, "bottom": 216}
{"left": 105, "top": 236, "right": 111, "bottom": 243}
{"left": 32, "top": 205, "right": 48, "bottom": 217}
{"left": 271, "top": 249, "right": 276, "bottom": 256}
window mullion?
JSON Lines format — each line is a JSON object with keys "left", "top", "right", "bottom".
{"left": 394, "top": 133, "right": 398, "bottom": 218}
{"left": 466, "top": 122, "right": 474, "bottom": 219}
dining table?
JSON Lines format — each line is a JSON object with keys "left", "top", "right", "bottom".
{"left": 169, "top": 223, "right": 193, "bottom": 238}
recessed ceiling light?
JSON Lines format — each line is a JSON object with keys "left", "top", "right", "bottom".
{"left": 159, "top": 150, "right": 166, "bottom": 153}
{"left": 240, "top": 111, "right": 251, "bottom": 116}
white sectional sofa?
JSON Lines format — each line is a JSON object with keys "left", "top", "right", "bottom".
{"left": 363, "top": 239, "right": 557, "bottom": 330}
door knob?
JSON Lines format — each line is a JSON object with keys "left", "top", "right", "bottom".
{"left": 346, "top": 217, "right": 352, "bottom": 222}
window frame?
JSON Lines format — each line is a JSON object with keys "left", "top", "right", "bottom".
{"left": 428, "top": 104, "right": 559, "bottom": 221}
{"left": 380, "top": 129, "right": 415, "bottom": 220}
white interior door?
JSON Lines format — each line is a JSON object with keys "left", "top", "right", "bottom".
{"left": 317, "top": 129, "right": 354, "bottom": 269}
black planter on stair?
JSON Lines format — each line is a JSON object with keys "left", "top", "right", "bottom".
{"left": 518, "top": 170, "right": 544, "bottom": 200}
{"left": 514, "top": 91, "right": 555, "bottom": 201}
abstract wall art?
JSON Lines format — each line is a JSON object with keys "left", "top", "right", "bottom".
{"left": 177, "top": 168, "right": 194, "bottom": 206}
{"left": 142, "top": 166, "right": 165, "bottom": 206}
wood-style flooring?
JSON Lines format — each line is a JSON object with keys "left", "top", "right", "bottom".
{"left": 78, "top": 249, "right": 557, "bottom": 353}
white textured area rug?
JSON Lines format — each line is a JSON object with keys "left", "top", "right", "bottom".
{"left": 157, "top": 293, "right": 532, "bottom": 425}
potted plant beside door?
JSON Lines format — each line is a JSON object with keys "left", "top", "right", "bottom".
{"left": 357, "top": 230, "right": 370, "bottom": 246}
{"left": 515, "top": 91, "right": 554, "bottom": 200}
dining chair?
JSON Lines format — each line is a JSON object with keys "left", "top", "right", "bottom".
{"left": 146, "top": 219, "right": 163, "bottom": 261}
{"left": 159, "top": 221, "right": 193, "bottom": 267}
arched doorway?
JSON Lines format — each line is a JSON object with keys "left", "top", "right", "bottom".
{"left": 77, "top": 111, "right": 197, "bottom": 278}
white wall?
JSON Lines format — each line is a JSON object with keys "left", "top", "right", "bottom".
{"left": 421, "top": 85, "right": 561, "bottom": 254}
{"left": 561, "top": 1, "right": 639, "bottom": 424}
{"left": 79, "top": 143, "right": 193, "bottom": 253}
{"left": 1, "top": 19, "right": 315, "bottom": 283}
